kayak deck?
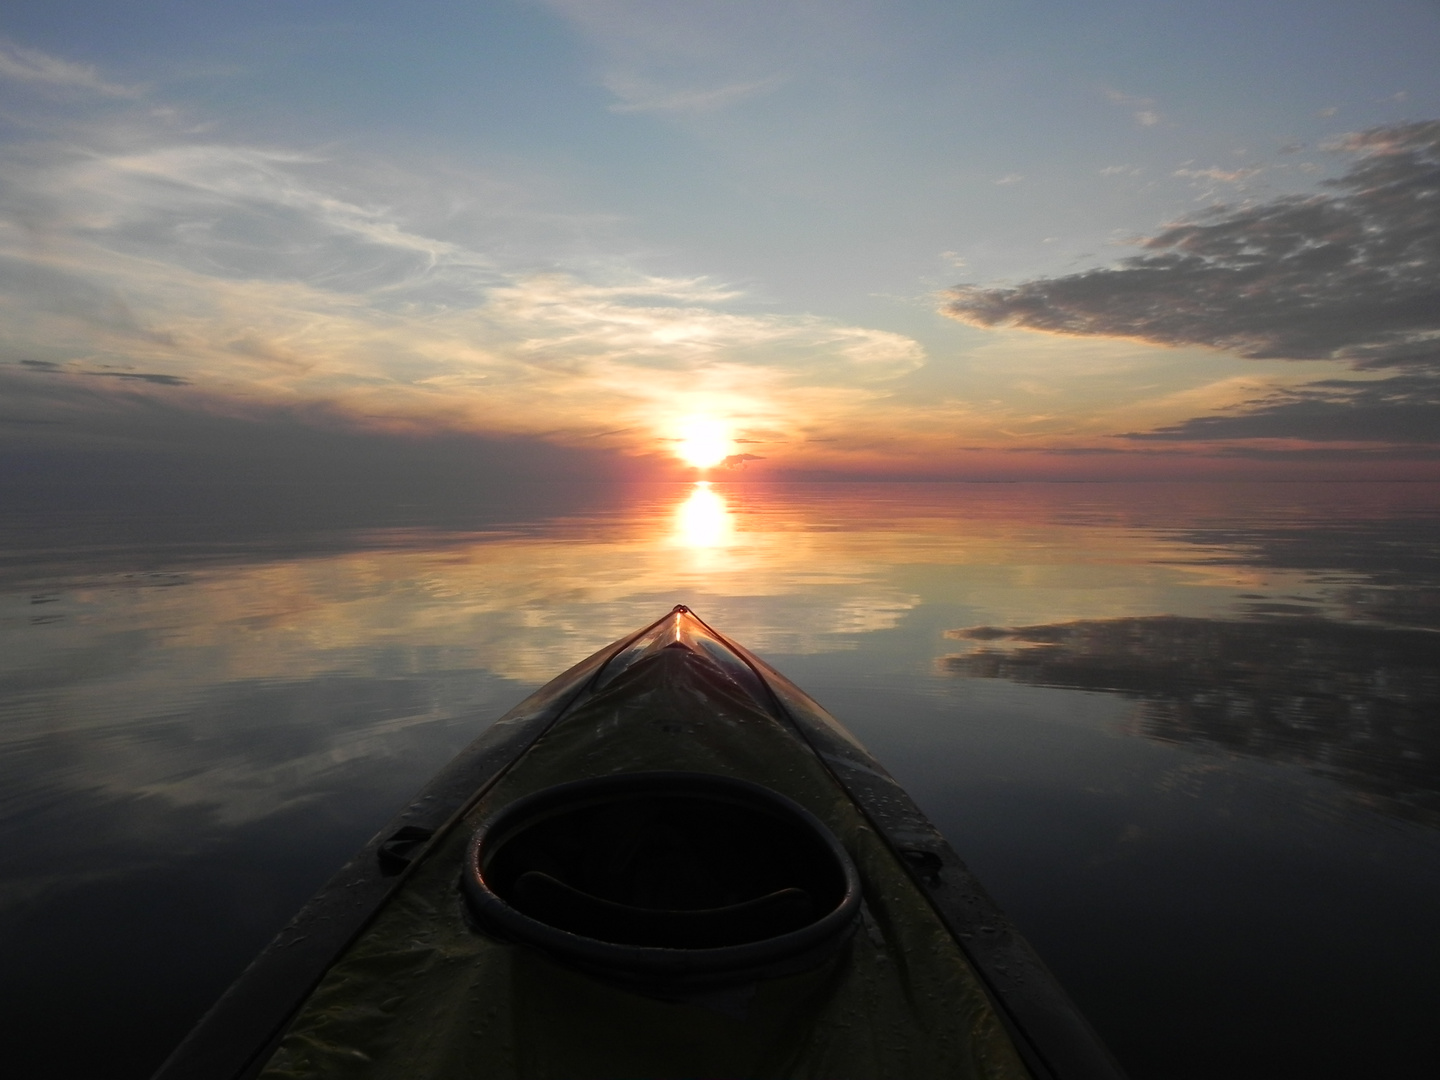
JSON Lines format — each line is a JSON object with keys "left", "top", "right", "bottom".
{"left": 155, "top": 608, "right": 1125, "bottom": 1080}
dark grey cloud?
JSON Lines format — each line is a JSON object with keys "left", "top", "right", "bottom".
{"left": 945, "top": 121, "right": 1440, "bottom": 371}
{"left": 0, "top": 366, "right": 635, "bottom": 562}
{"left": 1126, "top": 373, "right": 1440, "bottom": 443}
{"left": 15, "top": 358, "right": 190, "bottom": 385}
{"left": 92, "top": 371, "right": 190, "bottom": 386}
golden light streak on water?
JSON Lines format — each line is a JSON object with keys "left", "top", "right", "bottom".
{"left": 673, "top": 481, "right": 733, "bottom": 549}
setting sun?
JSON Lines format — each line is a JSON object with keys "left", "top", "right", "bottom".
{"left": 675, "top": 418, "right": 734, "bottom": 469}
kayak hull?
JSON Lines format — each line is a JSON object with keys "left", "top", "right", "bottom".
{"left": 153, "top": 607, "right": 1126, "bottom": 1080}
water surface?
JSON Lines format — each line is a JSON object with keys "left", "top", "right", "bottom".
{"left": 2, "top": 481, "right": 1437, "bottom": 1078}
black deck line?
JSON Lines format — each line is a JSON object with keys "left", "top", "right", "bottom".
{"left": 687, "top": 610, "right": 1129, "bottom": 1080}
{"left": 149, "top": 613, "right": 670, "bottom": 1080}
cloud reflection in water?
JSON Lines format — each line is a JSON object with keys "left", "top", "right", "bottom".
{"left": 945, "top": 615, "right": 1440, "bottom": 826}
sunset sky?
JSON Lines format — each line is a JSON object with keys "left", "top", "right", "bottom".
{"left": 2, "top": 0, "right": 1437, "bottom": 482}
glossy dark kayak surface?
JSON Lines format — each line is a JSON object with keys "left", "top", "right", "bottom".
{"left": 155, "top": 607, "right": 1125, "bottom": 1080}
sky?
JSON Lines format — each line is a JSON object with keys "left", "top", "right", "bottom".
{"left": 1, "top": 0, "right": 1438, "bottom": 484}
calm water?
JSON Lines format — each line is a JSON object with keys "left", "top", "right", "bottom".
{"left": 2, "top": 481, "right": 1437, "bottom": 1078}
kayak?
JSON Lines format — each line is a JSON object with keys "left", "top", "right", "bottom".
{"left": 153, "top": 606, "right": 1126, "bottom": 1080}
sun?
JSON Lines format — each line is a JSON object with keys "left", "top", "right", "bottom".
{"left": 675, "top": 418, "right": 734, "bottom": 469}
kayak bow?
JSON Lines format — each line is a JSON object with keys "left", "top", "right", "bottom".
{"left": 154, "top": 606, "right": 1126, "bottom": 1080}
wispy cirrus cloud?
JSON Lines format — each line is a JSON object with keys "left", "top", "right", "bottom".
{"left": 541, "top": 0, "right": 802, "bottom": 119}
{"left": 1172, "top": 166, "right": 1262, "bottom": 184}
{"left": 0, "top": 78, "right": 923, "bottom": 462}
{"left": 605, "top": 73, "right": 785, "bottom": 114}
{"left": 1103, "top": 88, "right": 1163, "bottom": 128}
{"left": 0, "top": 37, "right": 140, "bottom": 97}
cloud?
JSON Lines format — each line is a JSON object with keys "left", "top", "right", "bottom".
{"left": 1102, "top": 89, "right": 1150, "bottom": 106}
{"left": 1124, "top": 373, "right": 1440, "bottom": 443}
{"left": 718, "top": 452, "right": 763, "bottom": 468}
{"left": 942, "top": 121, "right": 1440, "bottom": 455}
{"left": 1172, "top": 166, "right": 1261, "bottom": 184}
{"left": 91, "top": 371, "right": 190, "bottom": 386}
{"left": 605, "top": 74, "right": 785, "bottom": 114}
{"left": 0, "top": 364, "right": 632, "bottom": 498}
{"left": 5, "top": 142, "right": 472, "bottom": 291}
{"left": 0, "top": 37, "right": 139, "bottom": 97}
{"left": 0, "top": 90, "right": 925, "bottom": 465}
{"left": 541, "top": 0, "right": 801, "bottom": 119}
{"left": 945, "top": 121, "right": 1440, "bottom": 371}
{"left": 1102, "top": 88, "right": 1163, "bottom": 128}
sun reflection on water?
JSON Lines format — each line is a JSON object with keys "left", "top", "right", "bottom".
{"left": 674, "top": 482, "right": 734, "bottom": 549}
